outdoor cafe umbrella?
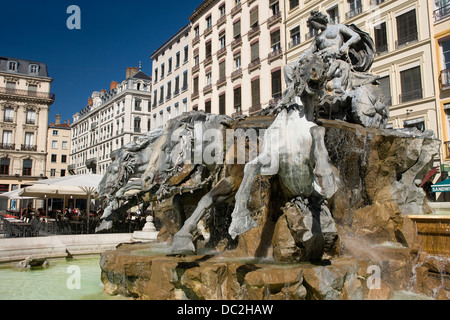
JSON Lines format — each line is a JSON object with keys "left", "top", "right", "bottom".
{"left": 29, "top": 174, "right": 103, "bottom": 231}
{"left": 0, "top": 188, "right": 38, "bottom": 217}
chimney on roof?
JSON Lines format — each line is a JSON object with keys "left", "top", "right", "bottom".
{"left": 126, "top": 67, "right": 139, "bottom": 79}
{"left": 55, "top": 114, "right": 61, "bottom": 125}
{"left": 100, "top": 89, "right": 107, "bottom": 96}
{"left": 110, "top": 81, "right": 119, "bottom": 91}
{"left": 88, "top": 98, "right": 93, "bottom": 106}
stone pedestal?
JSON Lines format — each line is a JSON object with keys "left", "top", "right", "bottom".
{"left": 133, "top": 216, "right": 159, "bottom": 242}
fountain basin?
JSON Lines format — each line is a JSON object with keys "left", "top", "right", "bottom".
{"left": 408, "top": 215, "right": 450, "bottom": 256}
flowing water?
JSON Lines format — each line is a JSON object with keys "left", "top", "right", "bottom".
{"left": 0, "top": 255, "right": 128, "bottom": 300}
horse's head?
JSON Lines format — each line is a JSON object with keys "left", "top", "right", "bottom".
{"left": 295, "top": 54, "right": 327, "bottom": 96}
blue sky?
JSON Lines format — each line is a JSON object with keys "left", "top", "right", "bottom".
{"left": 1, "top": 0, "right": 202, "bottom": 124}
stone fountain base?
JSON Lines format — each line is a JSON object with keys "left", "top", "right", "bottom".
{"left": 100, "top": 242, "right": 363, "bottom": 300}
{"left": 100, "top": 241, "right": 419, "bottom": 300}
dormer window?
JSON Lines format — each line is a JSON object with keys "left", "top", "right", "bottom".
{"left": 29, "top": 64, "right": 39, "bottom": 74}
{"left": 8, "top": 61, "right": 17, "bottom": 72}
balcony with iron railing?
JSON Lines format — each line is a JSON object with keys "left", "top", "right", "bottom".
{"left": 399, "top": 89, "right": 423, "bottom": 104}
{"left": 268, "top": 12, "right": 282, "bottom": 27}
{"left": 0, "top": 87, "right": 55, "bottom": 101}
{"left": 0, "top": 143, "right": 15, "bottom": 150}
{"left": 305, "top": 30, "right": 318, "bottom": 41}
{"left": 248, "top": 25, "right": 260, "bottom": 39}
{"left": 216, "top": 77, "right": 227, "bottom": 87}
{"left": 289, "top": 36, "right": 301, "bottom": 49}
{"left": 231, "top": 3, "right": 242, "bottom": 16}
{"left": 231, "top": 36, "right": 242, "bottom": 49}
{"left": 370, "top": 0, "right": 385, "bottom": 5}
{"left": 217, "top": 15, "right": 226, "bottom": 27}
{"left": 232, "top": 108, "right": 242, "bottom": 118}
{"left": 346, "top": 5, "right": 363, "bottom": 20}
{"left": 248, "top": 58, "right": 261, "bottom": 71}
{"left": 434, "top": 2, "right": 450, "bottom": 23}
{"left": 249, "top": 104, "right": 262, "bottom": 114}
{"left": 268, "top": 47, "right": 282, "bottom": 61}
{"left": 395, "top": 33, "right": 418, "bottom": 49}
{"left": 2, "top": 117, "right": 13, "bottom": 123}
{"left": 231, "top": 68, "right": 243, "bottom": 80}
{"left": 440, "top": 68, "right": 450, "bottom": 90}
{"left": 21, "top": 144, "right": 37, "bottom": 152}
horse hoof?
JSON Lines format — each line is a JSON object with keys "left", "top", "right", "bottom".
{"left": 170, "top": 233, "right": 196, "bottom": 254}
{"left": 228, "top": 213, "right": 257, "bottom": 239}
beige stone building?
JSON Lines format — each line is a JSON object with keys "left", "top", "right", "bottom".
{"left": 188, "top": 0, "right": 287, "bottom": 117}
{"left": 151, "top": 24, "right": 191, "bottom": 128}
{"left": 430, "top": 0, "right": 450, "bottom": 164}
{"left": 46, "top": 115, "right": 71, "bottom": 178}
{"left": 70, "top": 67, "right": 152, "bottom": 176}
{"left": 0, "top": 56, "right": 54, "bottom": 211}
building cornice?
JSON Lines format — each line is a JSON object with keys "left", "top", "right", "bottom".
{"left": 150, "top": 23, "right": 192, "bottom": 60}
{"left": 189, "top": 0, "right": 218, "bottom": 22}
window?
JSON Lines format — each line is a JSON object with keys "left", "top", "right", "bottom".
{"left": 135, "top": 99, "right": 142, "bottom": 111}
{"left": 374, "top": 22, "right": 388, "bottom": 54}
{"left": 184, "top": 45, "right": 189, "bottom": 63}
{"left": 194, "top": 53, "right": 200, "bottom": 66}
{"left": 61, "top": 169, "right": 66, "bottom": 177}
{"left": 3, "top": 107, "right": 13, "bottom": 122}
{"left": 176, "top": 52, "right": 181, "bottom": 68}
{"left": 378, "top": 76, "right": 392, "bottom": 106}
{"left": 206, "top": 71, "right": 212, "bottom": 86}
{"left": 206, "top": 15, "right": 212, "bottom": 29}
{"left": 219, "top": 32, "right": 226, "bottom": 49}
{"left": 219, "top": 4, "right": 226, "bottom": 17}
{"left": 234, "top": 52, "right": 241, "bottom": 71}
{"left": 51, "top": 154, "right": 57, "bottom": 163}
{"left": 29, "top": 64, "right": 39, "bottom": 74}
{"left": 272, "top": 69, "right": 282, "bottom": 100}
{"left": 404, "top": 118, "right": 425, "bottom": 132}
{"left": 271, "top": 30, "right": 281, "bottom": 52}
{"left": 52, "top": 130, "right": 58, "bottom": 136}
{"left": 290, "top": 26, "right": 301, "bottom": 48}
{"left": 174, "top": 103, "right": 179, "bottom": 117}
{"left": 182, "top": 98, "right": 188, "bottom": 113}
{"left": 400, "top": 66, "right": 423, "bottom": 103}
{"left": 205, "top": 101, "right": 212, "bottom": 114}
{"left": 219, "top": 60, "right": 226, "bottom": 79}
{"left": 251, "top": 78, "right": 261, "bottom": 107}
{"left": 327, "top": 6, "right": 339, "bottom": 24}
{"left": 396, "top": 9, "right": 418, "bottom": 47}
{"left": 2, "top": 130, "right": 12, "bottom": 146}
{"left": 206, "top": 41, "right": 212, "bottom": 58}
{"left": 290, "top": 0, "right": 299, "bottom": 10}
{"left": 159, "top": 86, "right": 164, "bottom": 104}
{"left": 233, "top": 20, "right": 241, "bottom": 39}
{"left": 168, "top": 58, "right": 172, "bottom": 74}
{"left": 167, "top": 81, "right": 172, "bottom": 100}
{"left": 134, "top": 117, "right": 141, "bottom": 133}
{"left": 270, "top": 0, "right": 280, "bottom": 16}
{"left": 234, "top": 87, "right": 242, "bottom": 112}
{"left": 174, "top": 76, "right": 180, "bottom": 95}
{"left": 194, "top": 25, "right": 200, "bottom": 38}
{"left": 26, "top": 110, "right": 35, "bottom": 124}
{"left": 153, "top": 90, "right": 158, "bottom": 107}
{"left": 154, "top": 68, "right": 158, "bottom": 82}
{"left": 219, "top": 94, "right": 226, "bottom": 115}
{"left": 251, "top": 41, "right": 259, "bottom": 61}
{"left": 23, "top": 159, "right": 32, "bottom": 176}
{"left": 61, "top": 155, "right": 67, "bottom": 163}
{"left": 8, "top": 61, "right": 17, "bottom": 72}
{"left": 62, "top": 141, "right": 68, "bottom": 150}
{"left": 25, "top": 133, "right": 35, "bottom": 147}
{"left": 250, "top": 7, "right": 259, "bottom": 29}
{"left": 159, "top": 112, "right": 164, "bottom": 127}
{"left": 441, "top": 40, "right": 450, "bottom": 88}
{"left": 0, "top": 158, "right": 10, "bottom": 175}
{"left": 347, "top": 0, "right": 362, "bottom": 19}
{"left": 50, "top": 169, "right": 56, "bottom": 177}
{"left": 161, "top": 64, "right": 167, "bottom": 78}
{"left": 52, "top": 140, "right": 58, "bottom": 149}
{"left": 28, "top": 84, "right": 37, "bottom": 96}
{"left": 182, "top": 71, "right": 188, "bottom": 90}
{"left": 193, "top": 76, "right": 199, "bottom": 94}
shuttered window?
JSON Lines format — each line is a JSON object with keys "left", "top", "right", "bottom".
{"left": 374, "top": 22, "right": 388, "bottom": 53}
{"left": 396, "top": 10, "right": 418, "bottom": 46}
{"left": 250, "top": 7, "right": 259, "bottom": 28}
{"left": 251, "top": 78, "right": 260, "bottom": 107}
{"left": 234, "top": 87, "right": 242, "bottom": 110}
{"left": 219, "top": 94, "right": 226, "bottom": 115}
{"left": 251, "top": 41, "right": 259, "bottom": 61}
{"left": 400, "top": 66, "right": 422, "bottom": 103}
{"left": 378, "top": 76, "right": 391, "bottom": 106}
{"left": 233, "top": 20, "right": 241, "bottom": 39}
{"left": 219, "top": 60, "right": 226, "bottom": 79}
{"left": 272, "top": 70, "right": 282, "bottom": 99}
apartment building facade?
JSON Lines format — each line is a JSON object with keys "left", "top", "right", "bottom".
{"left": 151, "top": 24, "right": 191, "bottom": 128}
{"left": 69, "top": 67, "right": 152, "bottom": 176}
{"left": 46, "top": 115, "right": 71, "bottom": 178}
{"left": 431, "top": 0, "right": 450, "bottom": 164}
{"left": 189, "top": 0, "right": 287, "bottom": 117}
{"left": 0, "top": 56, "right": 54, "bottom": 211}
{"left": 286, "top": 0, "right": 439, "bottom": 138}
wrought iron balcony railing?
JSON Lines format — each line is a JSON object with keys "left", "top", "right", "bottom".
{"left": 440, "top": 68, "right": 450, "bottom": 89}
{"left": 0, "top": 143, "right": 15, "bottom": 150}
{"left": 434, "top": 3, "right": 450, "bottom": 22}
{"left": 0, "top": 87, "right": 55, "bottom": 101}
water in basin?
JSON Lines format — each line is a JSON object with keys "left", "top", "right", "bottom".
{"left": 0, "top": 255, "right": 128, "bottom": 300}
